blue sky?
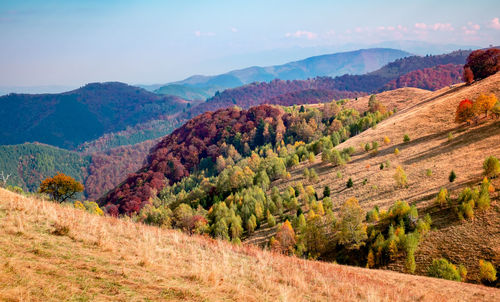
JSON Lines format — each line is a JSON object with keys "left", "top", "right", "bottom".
{"left": 1, "top": 0, "right": 499, "bottom": 88}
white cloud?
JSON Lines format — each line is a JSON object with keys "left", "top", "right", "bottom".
{"left": 230, "top": 27, "right": 238, "bottom": 33}
{"left": 415, "top": 23, "right": 427, "bottom": 30}
{"left": 194, "top": 30, "right": 215, "bottom": 37}
{"left": 490, "top": 17, "right": 500, "bottom": 30}
{"left": 285, "top": 30, "right": 318, "bottom": 40}
{"left": 462, "top": 22, "right": 480, "bottom": 35}
{"left": 414, "top": 22, "right": 453, "bottom": 31}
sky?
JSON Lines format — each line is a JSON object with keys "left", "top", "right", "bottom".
{"left": 1, "top": 0, "right": 500, "bottom": 89}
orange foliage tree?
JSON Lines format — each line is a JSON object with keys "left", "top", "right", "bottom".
{"left": 39, "top": 172, "right": 84, "bottom": 203}
{"left": 455, "top": 99, "right": 475, "bottom": 124}
{"left": 473, "top": 93, "right": 498, "bottom": 117}
{"left": 275, "top": 220, "right": 296, "bottom": 254}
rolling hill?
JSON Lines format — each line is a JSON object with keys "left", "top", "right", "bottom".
{"left": 1, "top": 188, "right": 498, "bottom": 301}
{"left": 0, "top": 82, "right": 193, "bottom": 149}
{"left": 153, "top": 48, "right": 411, "bottom": 99}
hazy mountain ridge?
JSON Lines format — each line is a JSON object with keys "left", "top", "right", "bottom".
{"left": 153, "top": 48, "right": 411, "bottom": 100}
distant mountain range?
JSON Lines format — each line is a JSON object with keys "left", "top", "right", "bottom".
{"left": 146, "top": 48, "right": 411, "bottom": 100}
{"left": 0, "top": 82, "right": 193, "bottom": 149}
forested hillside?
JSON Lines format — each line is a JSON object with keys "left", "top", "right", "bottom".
{"left": 0, "top": 143, "right": 90, "bottom": 193}
{"left": 0, "top": 82, "right": 192, "bottom": 149}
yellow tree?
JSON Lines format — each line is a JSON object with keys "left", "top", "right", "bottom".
{"left": 338, "top": 197, "right": 367, "bottom": 249}
{"left": 39, "top": 172, "right": 84, "bottom": 203}
{"left": 473, "top": 93, "right": 497, "bottom": 118}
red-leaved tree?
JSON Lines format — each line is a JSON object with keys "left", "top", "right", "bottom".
{"left": 455, "top": 99, "right": 475, "bottom": 124}
{"left": 464, "top": 48, "right": 500, "bottom": 81}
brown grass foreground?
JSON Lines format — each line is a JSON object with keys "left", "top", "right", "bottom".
{"left": 1, "top": 189, "right": 499, "bottom": 301}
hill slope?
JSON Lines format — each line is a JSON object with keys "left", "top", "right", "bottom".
{"left": 1, "top": 188, "right": 498, "bottom": 301}
{"left": 0, "top": 82, "right": 192, "bottom": 149}
{"left": 154, "top": 48, "right": 411, "bottom": 99}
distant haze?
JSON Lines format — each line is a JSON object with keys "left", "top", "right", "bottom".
{"left": 0, "top": 0, "right": 499, "bottom": 90}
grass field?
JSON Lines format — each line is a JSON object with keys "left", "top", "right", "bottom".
{"left": 1, "top": 188, "right": 499, "bottom": 301}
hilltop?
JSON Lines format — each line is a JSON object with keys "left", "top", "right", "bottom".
{"left": 152, "top": 48, "right": 411, "bottom": 99}
{"left": 1, "top": 188, "right": 498, "bottom": 301}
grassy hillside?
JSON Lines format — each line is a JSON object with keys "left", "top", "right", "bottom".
{"left": 1, "top": 188, "right": 498, "bottom": 301}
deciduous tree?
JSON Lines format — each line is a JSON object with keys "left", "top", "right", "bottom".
{"left": 39, "top": 172, "right": 84, "bottom": 203}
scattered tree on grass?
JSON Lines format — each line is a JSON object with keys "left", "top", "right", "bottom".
{"left": 403, "top": 134, "right": 410, "bottom": 143}
{"left": 479, "top": 259, "right": 497, "bottom": 283}
{"left": 394, "top": 166, "right": 408, "bottom": 187}
{"left": 39, "top": 172, "right": 84, "bottom": 203}
{"left": 449, "top": 170, "right": 456, "bottom": 183}
{"left": 275, "top": 220, "right": 296, "bottom": 254}
{"left": 483, "top": 155, "right": 500, "bottom": 178}
{"left": 346, "top": 178, "right": 353, "bottom": 188}
{"left": 473, "top": 93, "right": 497, "bottom": 118}
{"left": 455, "top": 99, "right": 475, "bottom": 124}
{"left": 435, "top": 188, "right": 449, "bottom": 208}
{"left": 464, "top": 48, "right": 500, "bottom": 81}
{"left": 427, "top": 258, "right": 461, "bottom": 281}
{"left": 338, "top": 197, "right": 367, "bottom": 249}
{"left": 463, "top": 66, "right": 474, "bottom": 84}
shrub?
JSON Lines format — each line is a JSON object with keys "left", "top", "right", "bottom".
{"left": 346, "top": 178, "right": 353, "bottom": 188}
{"left": 336, "top": 171, "right": 342, "bottom": 179}
{"left": 435, "top": 188, "right": 449, "bottom": 208}
{"left": 383, "top": 136, "right": 391, "bottom": 145}
{"left": 403, "top": 134, "right": 410, "bottom": 143}
{"left": 427, "top": 258, "right": 461, "bottom": 281}
{"left": 449, "top": 170, "right": 456, "bottom": 183}
{"left": 310, "top": 168, "right": 319, "bottom": 182}
{"left": 394, "top": 166, "right": 407, "bottom": 187}
{"left": 323, "top": 186, "right": 330, "bottom": 197}
{"left": 483, "top": 156, "right": 500, "bottom": 178}
{"left": 267, "top": 210, "right": 276, "bottom": 227}
{"left": 477, "top": 183, "right": 491, "bottom": 211}
{"left": 394, "top": 148, "right": 400, "bottom": 156}
{"left": 447, "top": 132, "right": 454, "bottom": 141}
{"left": 380, "top": 163, "right": 384, "bottom": 170}
{"left": 455, "top": 99, "right": 475, "bottom": 124}
{"left": 458, "top": 265, "right": 467, "bottom": 282}
{"left": 479, "top": 260, "right": 497, "bottom": 282}
{"left": 426, "top": 169, "right": 432, "bottom": 177}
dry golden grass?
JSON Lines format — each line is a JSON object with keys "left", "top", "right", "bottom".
{"left": 1, "top": 188, "right": 499, "bottom": 301}
{"left": 286, "top": 74, "right": 500, "bottom": 212}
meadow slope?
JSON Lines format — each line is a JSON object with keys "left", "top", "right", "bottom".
{"left": 1, "top": 188, "right": 499, "bottom": 301}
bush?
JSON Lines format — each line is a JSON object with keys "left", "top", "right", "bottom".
{"left": 483, "top": 156, "right": 500, "bottom": 178}
{"left": 394, "top": 166, "right": 407, "bottom": 187}
{"left": 403, "top": 134, "right": 410, "bottom": 143}
{"left": 323, "top": 186, "right": 330, "bottom": 197}
{"left": 426, "top": 169, "right": 432, "bottom": 177}
{"left": 479, "top": 260, "right": 497, "bottom": 282}
{"left": 458, "top": 265, "right": 467, "bottom": 282}
{"left": 346, "top": 178, "right": 353, "bottom": 188}
{"left": 383, "top": 136, "right": 391, "bottom": 145}
{"left": 435, "top": 188, "right": 449, "bottom": 207}
{"left": 449, "top": 170, "right": 456, "bottom": 183}
{"left": 267, "top": 210, "right": 276, "bottom": 227}
{"left": 427, "top": 258, "right": 461, "bottom": 281}
{"left": 394, "top": 148, "right": 400, "bottom": 156}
